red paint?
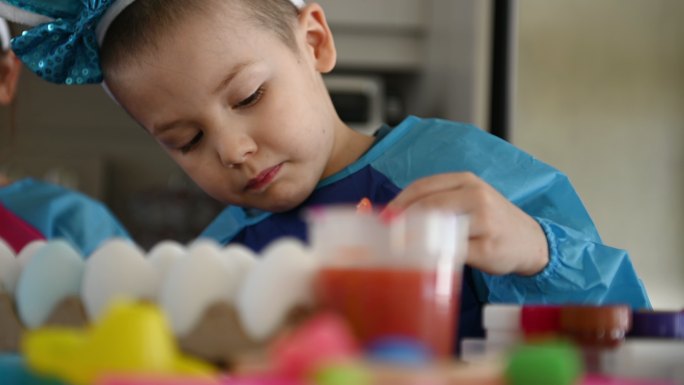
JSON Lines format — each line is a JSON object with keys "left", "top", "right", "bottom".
{"left": 355, "top": 198, "right": 373, "bottom": 214}
{"left": 315, "top": 267, "right": 461, "bottom": 358}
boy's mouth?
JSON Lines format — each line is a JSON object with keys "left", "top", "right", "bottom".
{"left": 246, "top": 163, "right": 283, "bottom": 191}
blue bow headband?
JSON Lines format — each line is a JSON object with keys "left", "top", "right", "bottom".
{"left": 0, "top": 0, "right": 306, "bottom": 85}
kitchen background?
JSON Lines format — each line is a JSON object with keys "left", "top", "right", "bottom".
{"left": 0, "top": 0, "right": 682, "bottom": 308}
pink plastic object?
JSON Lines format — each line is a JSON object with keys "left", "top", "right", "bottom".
{"left": 222, "top": 375, "right": 306, "bottom": 385}
{"left": 582, "top": 374, "right": 676, "bottom": 385}
{"left": 0, "top": 203, "right": 45, "bottom": 253}
{"left": 270, "top": 312, "right": 359, "bottom": 379}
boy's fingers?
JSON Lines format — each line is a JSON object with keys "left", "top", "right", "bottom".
{"left": 384, "top": 172, "right": 478, "bottom": 212}
{"left": 466, "top": 237, "right": 506, "bottom": 275}
{"left": 396, "top": 189, "right": 487, "bottom": 237}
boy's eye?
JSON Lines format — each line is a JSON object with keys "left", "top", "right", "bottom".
{"left": 180, "top": 131, "right": 204, "bottom": 154}
{"left": 235, "top": 86, "right": 265, "bottom": 109}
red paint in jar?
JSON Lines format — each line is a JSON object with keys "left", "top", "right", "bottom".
{"left": 315, "top": 267, "right": 462, "bottom": 358}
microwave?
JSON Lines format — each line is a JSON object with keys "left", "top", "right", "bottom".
{"left": 324, "top": 74, "right": 385, "bottom": 135}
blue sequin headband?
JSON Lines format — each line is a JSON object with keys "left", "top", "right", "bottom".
{"left": 0, "top": 0, "right": 306, "bottom": 85}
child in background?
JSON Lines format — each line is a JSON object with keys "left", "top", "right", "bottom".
{"left": 0, "top": 0, "right": 650, "bottom": 346}
{"left": 0, "top": 17, "right": 129, "bottom": 256}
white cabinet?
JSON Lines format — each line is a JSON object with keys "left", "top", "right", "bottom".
{"left": 314, "top": 0, "right": 493, "bottom": 129}
{"left": 315, "top": 0, "right": 427, "bottom": 70}
{"left": 317, "top": 0, "right": 427, "bottom": 30}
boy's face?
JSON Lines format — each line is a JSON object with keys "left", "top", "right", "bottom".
{"left": 107, "top": 3, "right": 352, "bottom": 212}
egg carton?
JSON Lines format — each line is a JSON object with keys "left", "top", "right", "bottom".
{"left": 0, "top": 237, "right": 319, "bottom": 367}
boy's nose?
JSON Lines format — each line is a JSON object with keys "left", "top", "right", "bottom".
{"left": 216, "top": 133, "right": 257, "bottom": 168}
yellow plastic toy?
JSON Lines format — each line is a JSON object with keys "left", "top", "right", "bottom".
{"left": 22, "top": 300, "right": 216, "bottom": 385}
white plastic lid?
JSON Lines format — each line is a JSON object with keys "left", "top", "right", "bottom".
{"left": 483, "top": 304, "right": 522, "bottom": 331}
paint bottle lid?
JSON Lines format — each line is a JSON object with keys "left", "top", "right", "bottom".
{"left": 629, "top": 310, "right": 684, "bottom": 339}
{"left": 505, "top": 341, "right": 583, "bottom": 385}
{"left": 521, "top": 305, "right": 562, "bottom": 338}
{"left": 483, "top": 304, "right": 522, "bottom": 332}
{"left": 560, "top": 305, "right": 631, "bottom": 347}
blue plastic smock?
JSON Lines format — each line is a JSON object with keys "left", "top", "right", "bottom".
{"left": 0, "top": 178, "right": 130, "bottom": 256}
{"left": 201, "top": 116, "right": 652, "bottom": 347}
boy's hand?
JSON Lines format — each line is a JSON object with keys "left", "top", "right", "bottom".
{"left": 384, "top": 172, "right": 549, "bottom": 276}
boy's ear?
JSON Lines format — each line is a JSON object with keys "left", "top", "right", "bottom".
{"left": 0, "top": 50, "right": 22, "bottom": 106}
{"left": 297, "top": 3, "right": 336, "bottom": 73}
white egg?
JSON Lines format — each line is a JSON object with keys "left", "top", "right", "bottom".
{"left": 187, "top": 238, "right": 222, "bottom": 250}
{"left": 15, "top": 240, "right": 84, "bottom": 328}
{"left": 16, "top": 240, "right": 47, "bottom": 269}
{"left": 0, "top": 239, "right": 19, "bottom": 294}
{"left": 81, "top": 238, "right": 156, "bottom": 320}
{"left": 221, "top": 244, "right": 257, "bottom": 293}
{"left": 147, "top": 240, "right": 187, "bottom": 298}
{"left": 0, "top": 239, "right": 15, "bottom": 256}
{"left": 160, "top": 241, "right": 238, "bottom": 336}
{"left": 236, "top": 238, "right": 319, "bottom": 341}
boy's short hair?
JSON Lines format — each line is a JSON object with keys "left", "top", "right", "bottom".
{"left": 101, "top": 0, "right": 301, "bottom": 77}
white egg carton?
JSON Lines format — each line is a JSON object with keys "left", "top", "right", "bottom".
{"left": 0, "top": 237, "right": 319, "bottom": 365}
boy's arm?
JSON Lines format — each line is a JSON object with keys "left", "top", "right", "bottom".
{"left": 373, "top": 118, "right": 651, "bottom": 309}
{"left": 478, "top": 171, "right": 652, "bottom": 309}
